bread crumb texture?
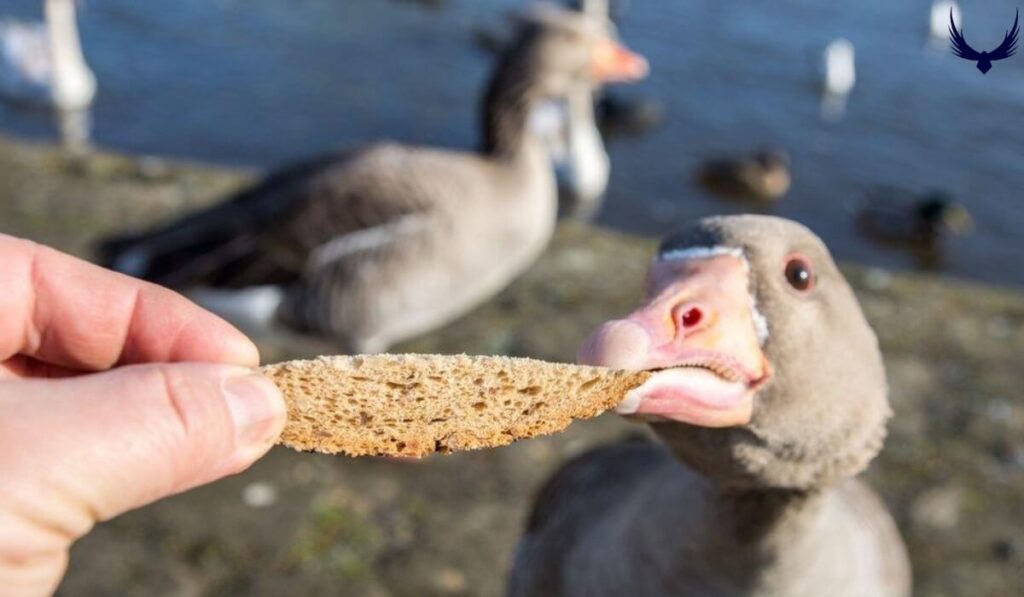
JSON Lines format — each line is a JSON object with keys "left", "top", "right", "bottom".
{"left": 261, "top": 354, "right": 650, "bottom": 458}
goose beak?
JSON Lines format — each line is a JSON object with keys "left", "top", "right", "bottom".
{"left": 578, "top": 252, "right": 769, "bottom": 428}
{"left": 592, "top": 39, "right": 649, "bottom": 83}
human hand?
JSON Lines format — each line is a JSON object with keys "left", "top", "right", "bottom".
{"left": 0, "top": 234, "right": 286, "bottom": 596}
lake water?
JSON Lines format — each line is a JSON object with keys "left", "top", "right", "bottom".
{"left": 2, "top": 0, "right": 1023, "bottom": 287}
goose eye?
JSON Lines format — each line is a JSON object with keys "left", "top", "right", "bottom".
{"left": 784, "top": 256, "right": 815, "bottom": 292}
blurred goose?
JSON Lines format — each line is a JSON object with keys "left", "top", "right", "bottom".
{"left": 509, "top": 215, "right": 910, "bottom": 597}
{"left": 0, "top": 0, "right": 95, "bottom": 110}
{"left": 99, "top": 6, "right": 647, "bottom": 353}
{"left": 857, "top": 188, "right": 973, "bottom": 251}
{"left": 695, "top": 148, "right": 791, "bottom": 201}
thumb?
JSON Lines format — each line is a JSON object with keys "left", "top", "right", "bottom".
{"left": 0, "top": 363, "right": 285, "bottom": 592}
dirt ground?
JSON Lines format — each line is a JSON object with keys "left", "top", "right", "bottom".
{"left": 0, "top": 136, "right": 1021, "bottom": 596}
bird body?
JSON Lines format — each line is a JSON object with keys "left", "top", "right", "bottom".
{"left": 509, "top": 216, "right": 910, "bottom": 597}
{"left": 103, "top": 140, "right": 555, "bottom": 355}
{"left": 0, "top": 0, "right": 95, "bottom": 110}
{"left": 512, "top": 443, "right": 907, "bottom": 597}
{"left": 100, "top": 8, "right": 647, "bottom": 352}
{"left": 856, "top": 189, "right": 973, "bottom": 255}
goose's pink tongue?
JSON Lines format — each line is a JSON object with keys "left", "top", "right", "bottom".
{"left": 617, "top": 369, "right": 754, "bottom": 427}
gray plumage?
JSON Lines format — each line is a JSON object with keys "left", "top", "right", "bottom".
{"left": 509, "top": 216, "right": 910, "bottom": 597}
{"left": 99, "top": 9, "right": 617, "bottom": 352}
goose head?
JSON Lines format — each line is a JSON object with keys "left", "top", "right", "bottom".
{"left": 483, "top": 4, "right": 646, "bottom": 156}
{"left": 579, "top": 215, "right": 891, "bottom": 491}
{"left": 508, "top": 4, "right": 647, "bottom": 99}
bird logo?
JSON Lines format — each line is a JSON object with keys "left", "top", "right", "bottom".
{"left": 949, "top": 9, "right": 1019, "bottom": 73}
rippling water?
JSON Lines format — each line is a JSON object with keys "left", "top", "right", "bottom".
{"left": 1, "top": 0, "right": 1022, "bottom": 287}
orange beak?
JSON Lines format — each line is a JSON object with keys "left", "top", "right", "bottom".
{"left": 591, "top": 38, "right": 649, "bottom": 83}
{"left": 578, "top": 252, "right": 769, "bottom": 427}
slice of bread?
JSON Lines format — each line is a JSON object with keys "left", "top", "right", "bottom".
{"left": 261, "top": 354, "right": 650, "bottom": 458}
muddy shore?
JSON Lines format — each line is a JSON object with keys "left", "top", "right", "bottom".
{"left": 0, "top": 136, "right": 1020, "bottom": 596}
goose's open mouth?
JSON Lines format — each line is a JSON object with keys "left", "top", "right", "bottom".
{"left": 577, "top": 250, "right": 770, "bottom": 428}
{"left": 616, "top": 352, "right": 769, "bottom": 428}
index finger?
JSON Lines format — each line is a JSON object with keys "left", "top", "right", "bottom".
{"left": 0, "top": 234, "right": 260, "bottom": 371}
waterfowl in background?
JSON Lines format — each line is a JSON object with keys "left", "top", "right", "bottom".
{"left": 509, "top": 215, "right": 910, "bottom": 597}
{"left": 695, "top": 148, "right": 791, "bottom": 202}
{"left": 99, "top": 5, "right": 647, "bottom": 354}
{"left": 819, "top": 38, "right": 855, "bottom": 120}
{"left": 856, "top": 188, "right": 973, "bottom": 262}
{"left": 0, "top": 0, "right": 95, "bottom": 110}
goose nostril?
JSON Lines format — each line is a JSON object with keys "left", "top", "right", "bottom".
{"left": 681, "top": 307, "right": 703, "bottom": 329}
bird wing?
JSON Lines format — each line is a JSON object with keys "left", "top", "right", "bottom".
{"left": 989, "top": 10, "right": 1019, "bottom": 60}
{"left": 949, "top": 9, "right": 982, "bottom": 60}
{"left": 98, "top": 146, "right": 434, "bottom": 289}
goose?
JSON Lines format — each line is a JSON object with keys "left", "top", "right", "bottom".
{"left": 0, "top": 0, "right": 95, "bottom": 110}
{"left": 695, "top": 148, "right": 791, "bottom": 202}
{"left": 857, "top": 188, "right": 973, "bottom": 254}
{"left": 509, "top": 215, "right": 911, "bottom": 597}
{"left": 98, "top": 5, "right": 647, "bottom": 353}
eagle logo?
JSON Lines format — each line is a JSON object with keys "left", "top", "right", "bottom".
{"left": 949, "top": 9, "right": 1019, "bottom": 73}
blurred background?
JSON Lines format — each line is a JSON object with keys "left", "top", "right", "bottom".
{"left": 2, "top": 0, "right": 1024, "bottom": 284}
{"left": 0, "top": 0, "right": 1022, "bottom": 595}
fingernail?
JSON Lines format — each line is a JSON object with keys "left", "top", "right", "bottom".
{"left": 223, "top": 373, "right": 285, "bottom": 448}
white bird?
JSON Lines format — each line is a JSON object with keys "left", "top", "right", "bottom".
{"left": 931, "top": 0, "right": 961, "bottom": 41}
{"left": 0, "top": 0, "right": 96, "bottom": 110}
{"left": 822, "top": 37, "right": 855, "bottom": 97}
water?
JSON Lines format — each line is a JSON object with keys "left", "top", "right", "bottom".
{"left": 2, "top": 0, "right": 1023, "bottom": 287}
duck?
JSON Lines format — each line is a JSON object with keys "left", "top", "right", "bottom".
{"left": 509, "top": 215, "right": 910, "bottom": 597}
{"left": 0, "top": 0, "right": 96, "bottom": 110}
{"left": 856, "top": 188, "right": 973, "bottom": 255}
{"left": 98, "top": 5, "right": 648, "bottom": 354}
{"left": 695, "top": 148, "right": 791, "bottom": 201}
